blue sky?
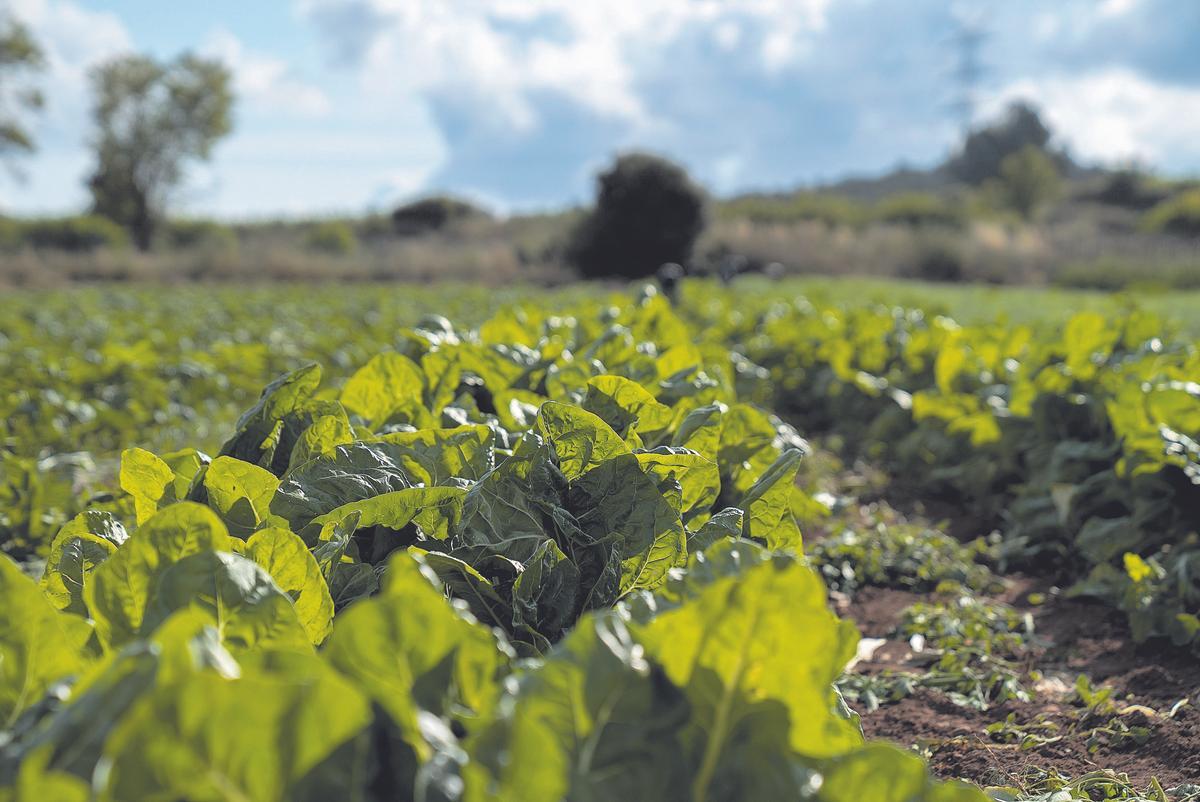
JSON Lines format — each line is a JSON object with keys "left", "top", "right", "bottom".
{"left": 6, "top": 0, "right": 1200, "bottom": 218}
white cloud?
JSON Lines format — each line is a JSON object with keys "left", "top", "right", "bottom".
{"left": 201, "top": 30, "right": 332, "bottom": 119}
{"left": 296, "top": 0, "right": 832, "bottom": 131}
{"left": 987, "top": 68, "right": 1200, "bottom": 170}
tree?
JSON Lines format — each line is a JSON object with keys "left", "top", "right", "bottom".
{"left": 568, "top": 152, "right": 707, "bottom": 280}
{"left": 0, "top": 15, "right": 45, "bottom": 174}
{"left": 948, "top": 101, "right": 1055, "bottom": 185}
{"left": 988, "top": 145, "right": 1062, "bottom": 221}
{"left": 88, "top": 53, "right": 233, "bottom": 250}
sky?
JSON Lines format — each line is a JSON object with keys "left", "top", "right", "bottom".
{"left": 4, "top": 0, "right": 1200, "bottom": 219}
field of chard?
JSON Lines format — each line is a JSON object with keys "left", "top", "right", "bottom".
{"left": 1, "top": 279, "right": 1199, "bottom": 801}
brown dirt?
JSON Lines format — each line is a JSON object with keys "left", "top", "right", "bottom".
{"left": 846, "top": 583, "right": 1200, "bottom": 789}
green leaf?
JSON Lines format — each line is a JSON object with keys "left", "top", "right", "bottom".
{"left": 512, "top": 539, "right": 580, "bottom": 639}
{"left": 245, "top": 527, "right": 335, "bottom": 645}
{"left": 458, "top": 434, "right": 564, "bottom": 564}
{"left": 687, "top": 507, "right": 744, "bottom": 553}
{"left": 324, "top": 552, "right": 507, "bottom": 762}
{"left": 716, "top": 404, "right": 781, "bottom": 497}
{"left": 84, "top": 502, "right": 233, "bottom": 649}
{"left": 98, "top": 653, "right": 371, "bottom": 802}
{"left": 737, "top": 448, "right": 804, "bottom": 550}
{"left": 816, "top": 743, "right": 988, "bottom": 802}
{"left": 118, "top": 447, "right": 176, "bottom": 525}
{"left": 204, "top": 456, "right": 285, "bottom": 538}
{"left": 339, "top": 352, "right": 425, "bottom": 426}
{"left": 271, "top": 442, "right": 413, "bottom": 536}
{"left": 464, "top": 614, "right": 689, "bottom": 802}
{"left": 535, "top": 401, "right": 630, "bottom": 482}
{"left": 636, "top": 447, "right": 720, "bottom": 524}
{"left": 636, "top": 544, "right": 861, "bottom": 801}
{"left": 39, "top": 511, "right": 127, "bottom": 615}
{"left": 411, "top": 548, "right": 513, "bottom": 632}
{"left": 0, "top": 556, "right": 92, "bottom": 728}
{"left": 584, "top": 375, "right": 674, "bottom": 442}
{"left": 141, "top": 550, "right": 312, "bottom": 652}
{"left": 220, "top": 363, "right": 324, "bottom": 474}
{"left": 287, "top": 410, "right": 355, "bottom": 472}
{"left": 311, "top": 486, "right": 466, "bottom": 543}
{"left": 671, "top": 403, "right": 724, "bottom": 462}
{"left": 0, "top": 748, "right": 90, "bottom": 802}
{"left": 568, "top": 453, "right": 686, "bottom": 595}
{"left": 374, "top": 424, "right": 495, "bottom": 486}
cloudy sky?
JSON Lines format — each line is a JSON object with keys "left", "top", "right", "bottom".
{"left": 5, "top": 0, "right": 1200, "bottom": 218}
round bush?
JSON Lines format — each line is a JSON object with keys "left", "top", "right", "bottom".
{"left": 568, "top": 152, "right": 707, "bottom": 280}
{"left": 305, "top": 221, "right": 359, "bottom": 256}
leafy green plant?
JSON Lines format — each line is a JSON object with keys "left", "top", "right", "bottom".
{"left": 809, "top": 518, "right": 1002, "bottom": 597}
{"left": 0, "top": 299, "right": 984, "bottom": 801}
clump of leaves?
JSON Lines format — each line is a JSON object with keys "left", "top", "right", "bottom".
{"left": 986, "top": 769, "right": 1199, "bottom": 801}
{"left": 839, "top": 596, "right": 1035, "bottom": 712}
{"left": 809, "top": 517, "right": 1003, "bottom": 597}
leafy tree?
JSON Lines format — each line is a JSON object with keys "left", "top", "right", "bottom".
{"left": 0, "top": 15, "right": 45, "bottom": 173}
{"left": 568, "top": 152, "right": 707, "bottom": 280}
{"left": 949, "top": 101, "right": 1054, "bottom": 185}
{"left": 87, "top": 53, "right": 233, "bottom": 250}
{"left": 987, "top": 145, "right": 1062, "bottom": 221}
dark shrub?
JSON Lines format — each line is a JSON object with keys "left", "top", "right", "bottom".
{"left": 904, "top": 236, "right": 965, "bottom": 283}
{"left": 391, "top": 196, "right": 487, "bottom": 236}
{"left": 948, "top": 101, "right": 1057, "bottom": 185}
{"left": 568, "top": 152, "right": 707, "bottom": 280}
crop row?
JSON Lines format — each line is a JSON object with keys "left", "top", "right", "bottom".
{"left": 0, "top": 293, "right": 978, "bottom": 800}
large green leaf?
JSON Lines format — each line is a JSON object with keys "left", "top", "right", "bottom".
{"left": 271, "top": 442, "right": 413, "bottom": 536}
{"left": 245, "top": 527, "right": 335, "bottom": 645}
{"left": 511, "top": 539, "right": 580, "bottom": 639}
{"left": 84, "top": 502, "right": 233, "bottom": 649}
{"left": 287, "top": 410, "right": 355, "bottom": 473}
{"left": 716, "top": 404, "right": 781, "bottom": 497}
{"left": 535, "top": 402, "right": 630, "bottom": 482}
{"left": 636, "top": 447, "right": 720, "bottom": 524}
{"left": 141, "top": 550, "right": 311, "bottom": 652}
{"left": 568, "top": 453, "right": 686, "bottom": 595}
{"left": 204, "top": 456, "right": 286, "bottom": 538}
{"left": 39, "top": 511, "right": 127, "bottom": 615}
{"left": 98, "top": 653, "right": 371, "bottom": 802}
{"left": 816, "top": 743, "right": 987, "bottom": 802}
{"left": 636, "top": 542, "right": 861, "bottom": 801}
{"left": 0, "top": 556, "right": 92, "bottom": 728}
{"left": 464, "top": 614, "right": 689, "bottom": 802}
{"left": 339, "top": 351, "right": 425, "bottom": 426}
{"left": 310, "top": 486, "right": 466, "bottom": 544}
{"left": 458, "top": 434, "right": 564, "bottom": 564}
{"left": 119, "top": 447, "right": 177, "bottom": 525}
{"left": 220, "top": 363, "right": 324, "bottom": 473}
{"left": 736, "top": 448, "right": 804, "bottom": 550}
{"left": 412, "top": 548, "right": 513, "bottom": 632}
{"left": 324, "top": 552, "right": 507, "bottom": 761}
{"left": 584, "top": 375, "right": 674, "bottom": 443}
{"left": 373, "top": 424, "right": 494, "bottom": 486}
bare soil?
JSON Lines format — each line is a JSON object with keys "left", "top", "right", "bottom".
{"left": 839, "top": 581, "right": 1200, "bottom": 788}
